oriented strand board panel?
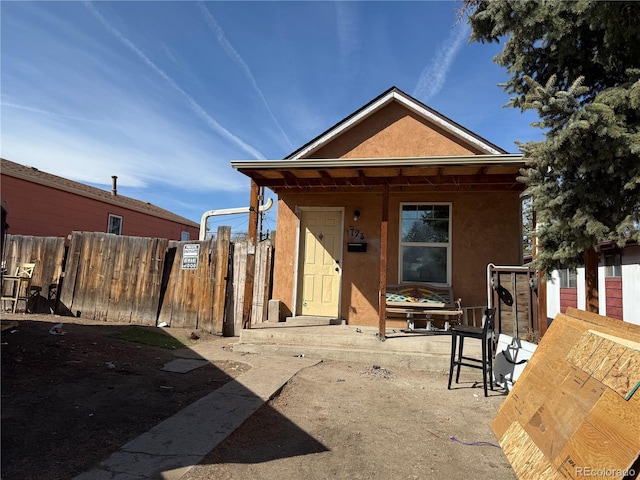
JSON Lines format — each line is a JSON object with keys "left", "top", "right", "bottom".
{"left": 492, "top": 308, "right": 640, "bottom": 480}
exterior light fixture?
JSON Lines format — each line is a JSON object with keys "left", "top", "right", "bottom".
{"left": 353, "top": 210, "right": 361, "bottom": 222}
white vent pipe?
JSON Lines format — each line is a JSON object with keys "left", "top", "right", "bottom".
{"left": 199, "top": 197, "right": 273, "bottom": 240}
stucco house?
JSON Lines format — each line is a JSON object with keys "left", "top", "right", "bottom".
{"left": 1, "top": 158, "right": 199, "bottom": 241}
{"left": 232, "top": 87, "right": 526, "bottom": 333}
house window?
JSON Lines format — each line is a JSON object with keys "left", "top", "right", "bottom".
{"left": 107, "top": 214, "right": 123, "bottom": 235}
{"left": 559, "top": 268, "right": 577, "bottom": 288}
{"left": 399, "top": 203, "right": 451, "bottom": 284}
{"left": 181, "top": 231, "right": 190, "bottom": 241}
{"left": 604, "top": 253, "right": 621, "bottom": 278}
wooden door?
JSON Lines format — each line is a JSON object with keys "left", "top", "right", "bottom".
{"left": 297, "top": 210, "right": 342, "bottom": 316}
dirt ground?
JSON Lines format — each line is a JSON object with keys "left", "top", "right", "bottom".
{"left": 183, "top": 360, "right": 516, "bottom": 480}
{"left": 1, "top": 314, "right": 516, "bottom": 480}
{"left": 0, "top": 315, "right": 249, "bottom": 480}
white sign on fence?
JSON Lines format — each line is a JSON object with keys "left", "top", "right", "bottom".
{"left": 182, "top": 243, "right": 200, "bottom": 270}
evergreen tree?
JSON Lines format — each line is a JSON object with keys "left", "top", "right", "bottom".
{"left": 463, "top": 0, "right": 640, "bottom": 273}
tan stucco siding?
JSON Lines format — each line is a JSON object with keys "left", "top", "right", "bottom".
{"left": 271, "top": 199, "right": 298, "bottom": 316}
{"left": 272, "top": 189, "right": 522, "bottom": 326}
{"left": 310, "top": 103, "right": 484, "bottom": 159}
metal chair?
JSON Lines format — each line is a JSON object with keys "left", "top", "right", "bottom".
{"left": 447, "top": 307, "right": 496, "bottom": 397}
{"left": 1, "top": 262, "right": 36, "bottom": 313}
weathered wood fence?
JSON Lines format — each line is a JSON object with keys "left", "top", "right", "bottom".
{"left": 1, "top": 228, "right": 273, "bottom": 335}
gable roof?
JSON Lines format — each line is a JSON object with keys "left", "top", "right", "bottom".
{"left": 232, "top": 87, "right": 523, "bottom": 191}
{"left": 1, "top": 158, "right": 198, "bottom": 227}
{"left": 286, "top": 86, "right": 508, "bottom": 159}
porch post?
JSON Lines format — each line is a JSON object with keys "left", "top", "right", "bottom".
{"left": 378, "top": 184, "right": 389, "bottom": 340}
{"left": 242, "top": 180, "right": 260, "bottom": 329}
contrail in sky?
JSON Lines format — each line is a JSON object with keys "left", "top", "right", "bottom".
{"left": 335, "top": 2, "right": 359, "bottom": 62}
{"left": 1, "top": 102, "right": 104, "bottom": 124}
{"left": 413, "top": 23, "right": 470, "bottom": 101}
{"left": 198, "top": 1, "right": 294, "bottom": 151}
{"left": 84, "top": 1, "right": 265, "bottom": 160}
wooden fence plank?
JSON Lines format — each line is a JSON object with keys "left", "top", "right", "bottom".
{"left": 171, "top": 242, "right": 191, "bottom": 328}
{"left": 106, "top": 234, "right": 130, "bottom": 323}
{"left": 121, "top": 236, "right": 145, "bottom": 324}
{"left": 198, "top": 237, "right": 217, "bottom": 333}
{"left": 59, "top": 232, "right": 82, "bottom": 316}
{"left": 172, "top": 241, "right": 188, "bottom": 327}
{"left": 251, "top": 240, "right": 273, "bottom": 325}
{"left": 78, "top": 232, "right": 98, "bottom": 320}
{"left": 129, "top": 237, "right": 167, "bottom": 325}
{"left": 212, "top": 226, "right": 231, "bottom": 334}
{"left": 231, "top": 241, "right": 247, "bottom": 335}
{"left": 147, "top": 238, "right": 168, "bottom": 324}
{"left": 73, "top": 232, "right": 99, "bottom": 319}
{"left": 157, "top": 243, "right": 178, "bottom": 327}
{"left": 93, "top": 233, "right": 116, "bottom": 322}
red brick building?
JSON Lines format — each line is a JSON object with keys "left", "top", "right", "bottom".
{"left": 1, "top": 158, "right": 199, "bottom": 241}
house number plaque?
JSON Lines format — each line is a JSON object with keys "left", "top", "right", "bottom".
{"left": 348, "top": 227, "right": 365, "bottom": 240}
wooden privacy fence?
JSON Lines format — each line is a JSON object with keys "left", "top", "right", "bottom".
{"left": 1, "top": 229, "right": 274, "bottom": 335}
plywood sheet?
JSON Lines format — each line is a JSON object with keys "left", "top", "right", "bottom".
{"left": 568, "top": 330, "right": 640, "bottom": 400}
{"left": 500, "top": 422, "right": 563, "bottom": 480}
{"left": 492, "top": 309, "right": 640, "bottom": 480}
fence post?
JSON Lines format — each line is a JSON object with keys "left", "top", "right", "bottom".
{"left": 242, "top": 181, "right": 259, "bottom": 329}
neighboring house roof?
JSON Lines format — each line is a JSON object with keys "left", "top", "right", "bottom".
{"left": 0, "top": 158, "right": 198, "bottom": 227}
{"left": 286, "top": 86, "right": 509, "bottom": 159}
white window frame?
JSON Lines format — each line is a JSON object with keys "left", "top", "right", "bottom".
{"left": 107, "top": 214, "right": 123, "bottom": 235}
{"left": 181, "top": 231, "right": 190, "bottom": 241}
{"left": 398, "top": 202, "right": 452, "bottom": 286}
{"left": 604, "top": 253, "right": 621, "bottom": 278}
{"left": 559, "top": 268, "right": 578, "bottom": 288}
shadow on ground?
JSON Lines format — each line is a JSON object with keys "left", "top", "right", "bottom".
{"left": 0, "top": 317, "right": 327, "bottom": 480}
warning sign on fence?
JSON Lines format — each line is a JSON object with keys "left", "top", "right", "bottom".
{"left": 182, "top": 244, "right": 200, "bottom": 270}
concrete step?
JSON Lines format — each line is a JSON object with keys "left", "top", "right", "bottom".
{"left": 282, "top": 316, "right": 342, "bottom": 326}
{"left": 236, "top": 325, "right": 484, "bottom": 373}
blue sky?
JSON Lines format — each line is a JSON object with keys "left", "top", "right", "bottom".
{"left": 1, "top": 1, "right": 541, "bottom": 233}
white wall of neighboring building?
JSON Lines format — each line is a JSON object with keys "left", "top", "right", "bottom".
{"left": 546, "top": 244, "right": 640, "bottom": 325}
{"left": 576, "top": 267, "right": 586, "bottom": 312}
{"left": 546, "top": 270, "right": 561, "bottom": 322}
{"left": 597, "top": 267, "right": 607, "bottom": 318}
{"left": 622, "top": 246, "right": 640, "bottom": 326}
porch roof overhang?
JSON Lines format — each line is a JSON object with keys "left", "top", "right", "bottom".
{"left": 231, "top": 154, "right": 526, "bottom": 191}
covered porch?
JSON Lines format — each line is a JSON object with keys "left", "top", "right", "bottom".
{"left": 232, "top": 154, "right": 528, "bottom": 340}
